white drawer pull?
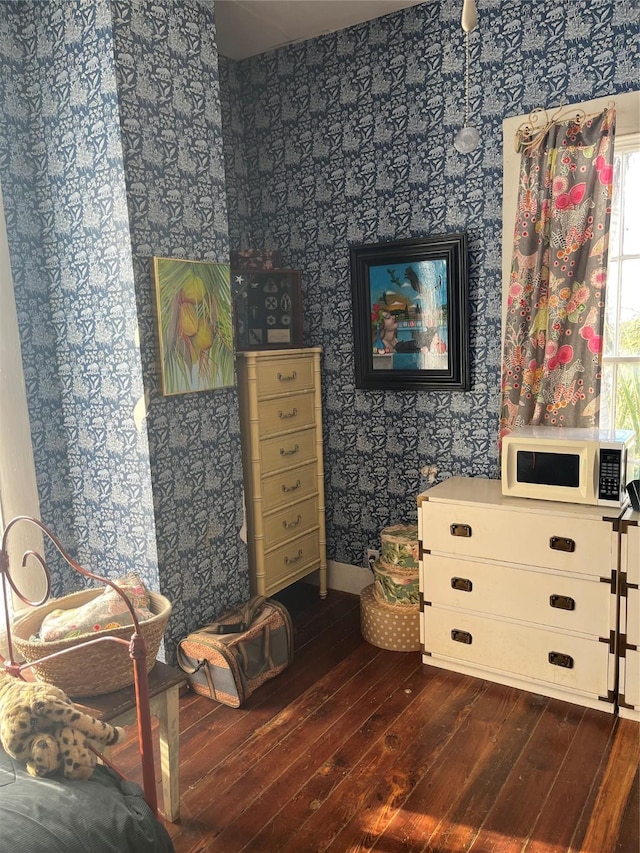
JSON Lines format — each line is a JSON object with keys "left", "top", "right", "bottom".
{"left": 281, "top": 480, "right": 301, "bottom": 493}
{"left": 277, "top": 371, "right": 297, "bottom": 381}
{"left": 284, "top": 549, "right": 303, "bottom": 565}
{"left": 278, "top": 407, "right": 298, "bottom": 419}
{"left": 280, "top": 444, "right": 299, "bottom": 457}
{"left": 548, "top": 651, "right": 574, "bottom": 669}
{"left": 283, "top": 515, "right": 302, "bottom": 530}
{"left": 549, "top": 536, "right": 575, "bottom": 553}
{"left": 451, "top": 577, "right": 473, "bottom": 592}
{"left": 450, "top": 523, "right": 472, "bottom": 538}
{"left": 550, "top": 594, "right": 575, "bottom": 611}
{"left": 451, "top": 629, "right": 472, "bottom": 645}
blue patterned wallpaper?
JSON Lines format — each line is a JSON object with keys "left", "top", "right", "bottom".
{"left": 220, "top": 57, "right": 252, "bottom": 251}
{"left": 222, "top": 0, "right": 640, "bottom": 569}
{"left": 110, "top": 0, "right": 249, "bottom": 657}
{"left": 0, "top": 1, "right": 158, "bottom": 589}
{"left": 0, "top": 0, "right": 249, "bottom": 663}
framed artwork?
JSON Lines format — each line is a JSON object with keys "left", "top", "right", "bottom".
{"left": 153, "top": 257, "right": 234, "bottom": 396}
{"left": 232, "top": 269, "right": 303, "bottom": 350}
{"left": 350, "top": 234, "right": 470, "bottom": 391}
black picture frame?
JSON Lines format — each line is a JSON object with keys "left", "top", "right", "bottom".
{"left": 350, "top": 234, "right": 470, "bottom": 391}
{"left": 232, "top": 269, "right": 303, "bottom": 351}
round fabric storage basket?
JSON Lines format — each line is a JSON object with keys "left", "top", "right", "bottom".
{"left": 373, "top": 560, "right": 419, "bottom": 607}
{"left": 11, "top": 588, "right": 171, "bottom": 697}
{"left": 380, "top": 523, "right": 419, "bottom": 569}
{"left": 360, "top": 584, "right": 420, "bottom": 652}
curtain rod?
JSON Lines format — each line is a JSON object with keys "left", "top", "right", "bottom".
{"left": 514, "top": 100, "right": 616, "bottom": 152}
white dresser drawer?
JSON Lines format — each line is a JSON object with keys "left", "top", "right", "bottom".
{"left": 625, "top": 521, "right": 639, "bottom": 586}
{"left": 423, "top": 554, "right": 611, "bottom": 637}
{"left": 422, "top": 500, "right": 614, "bottom": 579}
{"left": 261, "top": 460, "right": 318, "bottom": 510}
{"left": 260, "top": 427, "right": 316, "bottom": 475}
{"left": 263, "top": 495, "right": 319, "bottom": 551}
{"left": 256, "top": 356, "right": 315, "bottom": 397}
{"left": 257, "top": 392, "right": 316, "bottom": 437}
{"left": 424, "top": 606, "right": 611, "bottom": 697}
{"left": 619, "top": 514, "right": 639, "bottom": 717}
{"left": 626, "top": 587, "right": 640, "bottom": 647}
{"left": 622, "top": 649, "right": 640, "bottom": 711}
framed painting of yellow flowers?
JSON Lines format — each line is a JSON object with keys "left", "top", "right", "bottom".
{"left": 153, "top": 257, "right": 234, "bottom": 395}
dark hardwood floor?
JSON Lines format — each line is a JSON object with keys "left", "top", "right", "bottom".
{"left": 115, "top": 584, "right": 639, "bottom": 852}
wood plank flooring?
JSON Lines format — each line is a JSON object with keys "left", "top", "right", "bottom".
{"left": 114, "top": 584, "right": 639, "bottom": 853}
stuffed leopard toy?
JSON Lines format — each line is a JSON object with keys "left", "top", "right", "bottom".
{"left": 0, "top": 668, "right": 125, "bottom": 780}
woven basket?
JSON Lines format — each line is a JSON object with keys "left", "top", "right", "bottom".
{"left": 11, "top": 588, "right": 172, "bottom": 698}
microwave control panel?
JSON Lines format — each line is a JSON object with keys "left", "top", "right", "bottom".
{"left": 598, "top": 448, "right": 622, "bottom": 500}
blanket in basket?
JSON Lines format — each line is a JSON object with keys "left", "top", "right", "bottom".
{"left": 36, "top": 574, "right": 153, "bottom": 642}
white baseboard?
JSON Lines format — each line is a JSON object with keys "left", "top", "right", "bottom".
{"left": 306, "top": 560, "right": 373, "bottom": 596}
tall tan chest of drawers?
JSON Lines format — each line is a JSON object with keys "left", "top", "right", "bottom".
{"left": 236, "top": 348, "right": 327, "bottom": 598}
{"left": 619, "top": 508, "right": 639, "bottom": 720}
{"left": 418, "top": 477, "right": 624, "bottom": 713}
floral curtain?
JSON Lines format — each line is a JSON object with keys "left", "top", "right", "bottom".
{"left": 500, "top": 109, "right": 616, "bottom": 438}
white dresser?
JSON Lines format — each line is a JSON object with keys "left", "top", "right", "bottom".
{"left": 418, "top": 477, "right": 624, "bottom": 713}
{"left": 619, "top": 507, "right": 639, "bottom": 720}
{"left": 236, "top": 348, "right": 327, "bottom": 598}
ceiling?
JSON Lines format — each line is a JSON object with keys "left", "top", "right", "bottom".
{"left": 214, "top": 1, "right": 424, "bottom": 60}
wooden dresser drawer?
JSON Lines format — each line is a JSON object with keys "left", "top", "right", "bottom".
{"left": 261, "top": 461, "right": 318, "bottom": 510}
{"left": 257, "top": 392, "right": 315, "bottom": 437}
{"left": 263, "top": 495, "right": 319, "bottom": 551}
{"left": 422, "top": 500, "right": 614, "bottom": 579}
{"left": 264, "top": 529, "right": 320, "bottom": 583}
{"left": 237, "top": 348, "right": 327, "bottom": 599}
{"left": 260, "top": 427, "right": 316, "bottom": 475}
{"left": 256, "top": 356, "right": 314, "bottom": 397}
{"left": 423, "top": 554, "right": 612, "bottom": 637}
{"left": 424, "top": 606, "right": 611, "bottom": 697}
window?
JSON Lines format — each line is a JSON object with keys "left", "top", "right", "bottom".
{"left": 602, "top": 134, "right": 640, "bottom": 477}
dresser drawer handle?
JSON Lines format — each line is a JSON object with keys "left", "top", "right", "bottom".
{"left": 550, "top": 594, "right": 575, "bottom": 611}
{"left": 451, "top": 629, "right": 472, "bottom": 645}
{"left": 548, "top": 651, "right": 574, "bottom": 669}
{"left": 284, "top": 548, "right": 303, "bottom": 565}
{"left": 281, "top": 480, "right": 301, "bottom": 493}
{"left": 450, "top": 523, "right": 472, "bottom": 538}
{"left": 451, "top": 577, "right": 473, "bottom": 592}
{"left": 549, "top": 536, "right": 575, "bottom": 553}
{"left": 283, "top": 515, "right": 302, "bottom": 530}
{"left": 280, "top": 444, "right": 299, "bottom": 457}
{"left": 277, "top": 371, "right": 297, "bottom": 382}
{"left": 278, "top": 407, "right": 298, "bottom": 419}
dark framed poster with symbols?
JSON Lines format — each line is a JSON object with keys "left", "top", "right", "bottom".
{"left": 232, "top": 269, "right": 303, "bottom": 350}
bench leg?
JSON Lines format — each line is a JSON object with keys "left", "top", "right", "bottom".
{"left": 156, "top": 684, "right": 181, "bottom": 822}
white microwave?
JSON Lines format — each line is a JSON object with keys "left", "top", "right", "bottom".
{"left": 501, "top": 426, "right": 635, "bottom": 507}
